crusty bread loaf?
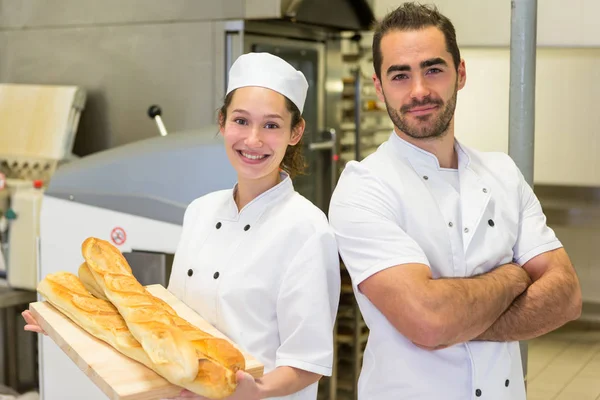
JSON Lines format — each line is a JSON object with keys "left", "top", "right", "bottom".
{"left": 78, "top": 262, "right": 246, "bottom": 373}
{"left": 171, "top": 314, "right": 246, "bottom": 373}
{"left": 37, "top": 272, "right": 153, "bottom": 366}
{"left": 78, "top": 263, "right": 108, "bottom": 301}
{"left": 81, "top": 237, "right": 199, "bottom": 385}
{"left": 37, "top": 271, "right": 238, "bottom": 398}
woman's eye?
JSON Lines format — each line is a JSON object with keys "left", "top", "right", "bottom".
{"left": 233, "top": 118, "right": 247, "bottom": 125}
{"left": 265, "top": 123, "right": 279, "bottom": 129}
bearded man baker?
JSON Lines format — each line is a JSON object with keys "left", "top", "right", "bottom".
{"left": 328, "top": 3, "right": 582, "bottom": 399}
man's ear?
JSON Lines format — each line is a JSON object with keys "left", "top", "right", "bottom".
{"left": 457, "top": 59, "right": 467, "bottom": 91}
{"left": 373, "top": 73, "right": 385, "bottom": 103}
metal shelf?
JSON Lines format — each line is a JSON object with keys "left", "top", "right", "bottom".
{"left": 328, "top": 264, "right": 368, "bottom": 400}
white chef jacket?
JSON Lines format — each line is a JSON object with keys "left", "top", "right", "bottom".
{"left": 168, "top": 172, "right": 341, "bottom": 400}
{"left": 328, "top": 132, "right": 562, "bottom": 400}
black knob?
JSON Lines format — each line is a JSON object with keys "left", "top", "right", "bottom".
{"left": 147, "top": 105, "right": 162, "bottom": 119}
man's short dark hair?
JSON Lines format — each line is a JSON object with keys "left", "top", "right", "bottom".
{"left": 372, "top": 2, "right": 461, "bottom": 80}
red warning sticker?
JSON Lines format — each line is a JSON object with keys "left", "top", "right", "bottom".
{"left": 110, "top": 227, "right": 127, "bottom": 246}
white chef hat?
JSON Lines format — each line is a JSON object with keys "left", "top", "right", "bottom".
{"left": 226, "top": 52, "right": 309, "bottom": 114}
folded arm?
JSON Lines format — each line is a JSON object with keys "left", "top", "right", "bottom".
{"left": 329, "top": 165, "right": 533, "bottom": 349}
{"left": 476, "top": 248, "right": 582, "bottom": 342}
{"left": 359, "top": 262, "right": 531, "bottom": 348}
{"left": 474, "top": 161, "right": 583, "bottom": 342}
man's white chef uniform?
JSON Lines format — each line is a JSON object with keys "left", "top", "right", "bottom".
{"left": 168, "top": 52, "right": 341, "bottom": 400}
{"left": 328, "top": 132, "right": 562, "bottom": 400}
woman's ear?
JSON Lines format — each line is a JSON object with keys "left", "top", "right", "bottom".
{"left": 218, "top": 112, "right": 225, "bottom": 136}
{"left": 290, "top": 118, "right": 305, "bottom": 146}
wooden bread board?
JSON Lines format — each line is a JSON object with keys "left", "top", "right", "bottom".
{"left": 29, "top": 284, "right": 264, "bottom": 400}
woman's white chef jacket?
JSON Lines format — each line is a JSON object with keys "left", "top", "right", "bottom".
{"left": 328, "top": 132, "right": 562, "bottom": 400}
{"left": 168, "top": 172, "right": 341, "bottom": 400}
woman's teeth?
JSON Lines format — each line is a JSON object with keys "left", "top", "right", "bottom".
{"left": 241, "top": 152, "right": 267, "bottom": 160}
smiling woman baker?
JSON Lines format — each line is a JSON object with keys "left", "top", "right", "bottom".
{"left": 164, "top": 52, "right": 341, "bottom": 400}
{"left": 22, "top": 52, "right": 341, "bottom": 400}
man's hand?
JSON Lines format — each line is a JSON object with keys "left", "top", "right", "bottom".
{"left": 476, "top": 248, "right": 581, "bottom": 342}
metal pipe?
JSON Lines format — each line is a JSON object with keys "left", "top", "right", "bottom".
{"left": 509, "top": 0, "right": 537, "bottom": 186}
{"left": 508, "top": 0, "right": 538, "bottom": 388}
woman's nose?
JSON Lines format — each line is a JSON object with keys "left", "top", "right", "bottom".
{"left": 245, "top": 127, "right": 263, "bottom": 147}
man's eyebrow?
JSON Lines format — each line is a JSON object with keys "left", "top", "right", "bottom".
{"left": 386, "top": 58, "right": 449, "bottom": 76}
{"left": 387, "top": 64, "right": 411, "bottom": 75}
{"left": 421, "top": 58, "right": 448, "bottom": 68}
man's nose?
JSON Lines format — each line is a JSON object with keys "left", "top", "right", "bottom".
{"left": 410, "top": 76, "right": 431, "bottom": 100}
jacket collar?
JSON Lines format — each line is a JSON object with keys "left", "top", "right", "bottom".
{"left": 220, "top": 171, "right": 294, "bottom": 223}
{"left": 387, "top": 130, "right": 472, "bottom": 171}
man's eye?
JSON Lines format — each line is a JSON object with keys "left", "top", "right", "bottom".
{"left": 392, "top": 74, "right": 408, "bottom": 80}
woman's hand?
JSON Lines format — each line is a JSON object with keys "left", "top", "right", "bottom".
{"left": 164, "top": 370, "right": 260, "bottom": 400}
{"left": 22, "top": 310, "right": 47, "bottom": 335}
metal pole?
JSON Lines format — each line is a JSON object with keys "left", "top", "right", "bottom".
{"left": 508, "top": 0, "right": 538, "bottom": 389}
{"left": 509, "top": 0, "right": 537, "bottom": 184}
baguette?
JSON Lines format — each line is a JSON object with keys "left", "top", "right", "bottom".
{"left": 171, "top": 313, "right": 246, "bottom": 373}
{"left": 37, "top": 271, "right": 152, "bottom": 366}
{"left": 78, "top": 262, "right": 108, "bottom": 301}
{"left": 81, "top": 237, "right": 199, "bottom": 385}
{"left": 78, "top": 262, "right": 246, "bottom": 372}
{"left": 37, "top": 272, "right": 238, "bottom": 398}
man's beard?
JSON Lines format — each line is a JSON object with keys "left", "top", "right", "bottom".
{"left": 385, "top": 86, "right": 458, "bottom": 140}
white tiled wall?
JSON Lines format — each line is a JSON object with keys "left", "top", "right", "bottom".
{"left": 454, "top": 47, "right": 600, "bottom": 187}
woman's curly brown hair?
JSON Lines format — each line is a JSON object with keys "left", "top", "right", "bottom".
{"left": 218, "top": 90, "right": 307, "bottom": 179}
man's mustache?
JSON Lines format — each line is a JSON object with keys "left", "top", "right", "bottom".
{"left": 400, "top": 97, "right": 444, "bottom": 114}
